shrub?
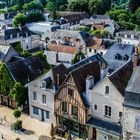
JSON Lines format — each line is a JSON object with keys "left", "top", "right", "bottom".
{"left": 14, "top": 120, "right": 22, "bottom": 130}
{"left": 13, "top": 109, "right": 21, "bottom": 120}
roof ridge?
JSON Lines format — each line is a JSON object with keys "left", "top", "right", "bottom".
{"left": 109, "top": 58, "right": 132, "bottom": 78}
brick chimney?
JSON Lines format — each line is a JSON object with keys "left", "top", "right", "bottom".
{"left": 133, "top": 47, "right": 139, "bottom": 67}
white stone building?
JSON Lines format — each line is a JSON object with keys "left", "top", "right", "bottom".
{"left": 87, "top": 60, "right": 133, "bottom": 140}
{"left": 28, "top": 64, "right": 69, "bottom": 124}
{"left": 123, "top": 66, "right": 140, "bottom": 140}
{"left": 116, "top": 31, "right": 140, "bottom": 47}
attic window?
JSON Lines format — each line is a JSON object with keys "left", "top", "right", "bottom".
{"left": 115, "top": 54, "right": 122, "bottom": 60}
{"left": 105, "top": 86, "right": 109, "bottom": 94}
{"left": 41, "top": 81, "right": 46, "bottom": 89}
{"left": 123, "top": 55, "right": 129, "bottom": 61}
{"left": 68, "top": 88, "right": 73, "bottom": 97}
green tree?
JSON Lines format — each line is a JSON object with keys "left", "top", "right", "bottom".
{"left": 51, "top": 10, "right": 57, "bottom": 21}
{"left": 117, "top": 13, "right": 129, "bottom": 21}
{"left": 88, "top": 0, "right": 101, "bottom": 15}
{"left": 13, "top": 109, "right": 21, "bottom": 120}
{"left": 23, "top": 1, "right": 44, "bottom": 11}
{"left": 129, "top": 0, "right": 140, "bottom": 13}
{"left": 10, "top": 82, "right": 28, "bottom": 107}
{"left": 135, "top": 7, "right": 140, "bottom": 24}
{"left": 72, "top": 51, "right": 85, "bottom": 64}
{"left": 0, "top": 64, "right": 15, "bottom": 96}
{"left": 26, "top": 11, "right": 45, "bottom": 23}
{"left": 45, "top": 1, "right": 54, "bottom": 11}
{"left": 7, "top": 5, "right": 20, "bottom": 12}
{"left": 68, "top": 0, "right": 89, "bottom": 12}
{"left": 13, "top": 13, "right": 26, "bottom": 27}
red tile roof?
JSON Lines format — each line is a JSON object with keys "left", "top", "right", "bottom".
{"left": 48, "top": 44, "right": 77, "bottom": 54}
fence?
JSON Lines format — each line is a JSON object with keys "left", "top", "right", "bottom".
{"left": 0, "top": 94, "right": 17, "bottom": 109}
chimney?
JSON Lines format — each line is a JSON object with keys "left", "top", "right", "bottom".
{"left": 86, "top": 76, "right": 94, "bottom": 106}
{"left": 86, "top": 75, "right": 94, "bottom": 92}
{"left": 100, "top": 63, "right": 107, "bottom": 80}
{"left": 133, "top": 47, "right": 139, "bottom": 67}
{"left": 56, "top": 74, "right": 60, "bottom": 86}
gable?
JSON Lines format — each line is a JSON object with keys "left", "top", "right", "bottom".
{"left": 91, "top": 77, "right": 124, "bottom": 102}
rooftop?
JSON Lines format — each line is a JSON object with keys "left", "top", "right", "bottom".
{"left": 6, "top": 56, "right": 45, "bottom": 85}
{"left": 124, "top": 66, "right": 140, "bottom": 109}
{"left": 87, "top": 116, "right": 122, "bottom": 136}
{"left": 47, "top": 44, "right": 77, "bottom": 54}
{"left": 109, "top": 59, "right": 133, "bottom": 96}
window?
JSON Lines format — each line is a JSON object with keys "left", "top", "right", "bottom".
{"left": 33, "top": 106, "right": 39, "bottom": 115}
{"left": 46, "top": 111, "right": 49, "bottom": 119}
{"left": 72, "top": 105, "right": 78, "bottom": 116}
{"left": 89, "top": 48, "right": 92, "bottom": 52}
{"left": 104, "top": 105, "right": 111, "bottom": 117}
{"left": 68, "top": 88, "right": 73, "bottom": 97}
{"left": 62, "top": 102, "right": 67, "bottom": 112}
{"left": 33, "top": 92, "right": 37, "bottom": 101}
{"left": 41, "top": 81, "right": 46, "bottom": 89}
{"left": 100, "top": 52, "right": 103, "bottom": 56}
{"left": 105, "top": 86, "right": 109, "bottom": 94}
{"left": 134, "top": 115, "right": 140, "bottom": 131}
{"left": 123, "top": 55, "right": 129, "bottom": 61}
{"left": 42, "top": 94, "right": 46, "bottom": 104}
{"left": 94, "top": 104, "right": 97, "bottom": 110}
{"left": 119, "top": 112, "right": 122, "bottom": 118}
{"left": 94, "top": 49, "right": 97, "bottom": 53}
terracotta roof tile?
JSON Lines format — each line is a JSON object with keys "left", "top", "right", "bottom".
{"left": 48, "top": 44, "right": 77, "bottom": 54}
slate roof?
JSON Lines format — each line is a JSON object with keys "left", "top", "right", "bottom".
{"left": 69, "top": 53, "right": 108, "bottom": 71}
{"left": 58, "top": 11, "right": 90, "bottom": 24}
{"left": 117, "top": 30, "right": 140, "bottom": 39}
{"left": 91, "top": 15, "right": 110, "bottom": 19}
{"left": 6, "top": 56, "right": 45, "bottom": 85}
{"left": 2, "top": 12, "right": 17, "bottom": 20}
{"left": 0, "top": 26, "right": 34, "bottom": 42}
{"left": 26, "top": 22, "right": 60, "bottom": 34}
{"left": 109, "top": 59, "right": 133, "bottom": 96}
{"left": 43, "top": 30, "right": 89, "bottom": 43}
{"left": 104, "top": 43, "right": 134, "bottom": 60}
{"left": 47, "top": 44, "right": 77, "bottom": 54}
{"left": 0, "top": 45, "right": 11, "bottom": 61}
{"left": 52, "top": 63, "right": 69, "bottom": 87}
{"left": 70, "top": 61, "right": 100, "bottom": 103}
{"left": 87, "top": 116, "right": 122, "bottom": 136}
{"left": 124, "top": 66, "right": 140, "bottom": 108}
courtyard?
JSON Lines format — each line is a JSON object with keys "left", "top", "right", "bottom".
{"left": 0, "top": 106, "right": 53, "bottom": 140}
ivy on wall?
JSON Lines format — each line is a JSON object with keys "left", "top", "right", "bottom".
{"left": 0, "top": 63, "right": 15, "bottom": 96}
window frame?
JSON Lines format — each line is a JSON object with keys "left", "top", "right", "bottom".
{"left": 62, "top": 101, "right": 67, "bottom": 112}
{"left": 33, "top": 91, "right": 37, "bottom": 101}
{"left": 46, "top": 111, "right": 49, "bottom": 119}
{"left": 105, "top": 86, "right": 109, "bottom": 94}
{"left": 104, "top": 105, "right": 112, "bottom": 118}
{"left": 42, "top": 94, "right": 46, "bottom": 104}
{"left": 33, "top": 106, "right": 39, "bottom": 115}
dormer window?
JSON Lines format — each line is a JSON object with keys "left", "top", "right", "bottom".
{"left": 115, "top": 54, "right": 122, "bottom": 60}
{"left": 41, "top": 77, "right": 52, "bottom": 89}
{"left": 41, "top": 81, "right": 46, "bottom": 89}
{"left": 123, "top": 55, "right": 129, "bottom": 61}
{"left": 105, "top": 86, "right": 109, "bottom": 94}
